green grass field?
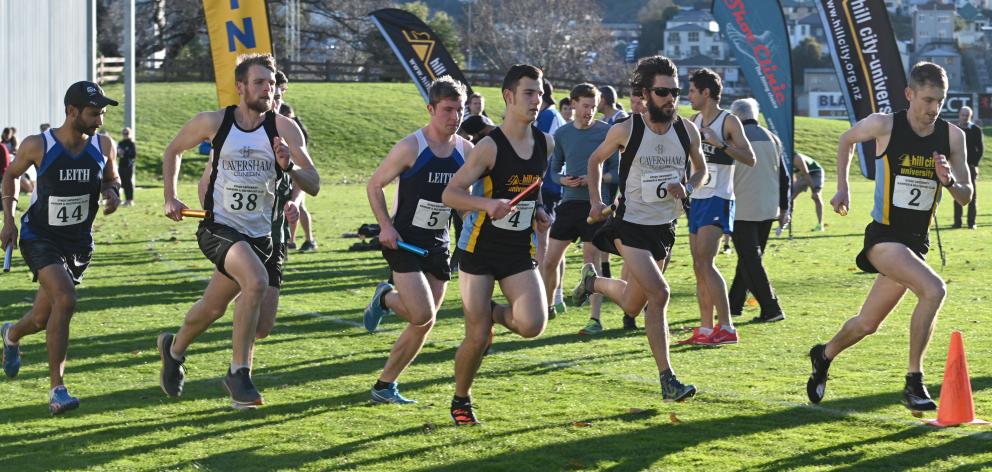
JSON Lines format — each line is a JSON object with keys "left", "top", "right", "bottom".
{"left": 96, "top": 82, "right": 990, "bottom": 184}
{"left": 2, "top": 176, "right": 991, "bottom": 470}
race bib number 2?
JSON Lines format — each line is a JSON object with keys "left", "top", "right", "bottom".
{"left": 48, "top": 195, "right": 90, "bottom": 226}
{"left": 892, "top": 175, "right": 938, "bottom": 211}
{"left": 641, "top": 170, "right": 680, "bottom": 203}
{"left": 412, "top": 199, "right": 451, "bottom": 230}
{"left": 492, "top": 201, "right": 536, "bottom": 231}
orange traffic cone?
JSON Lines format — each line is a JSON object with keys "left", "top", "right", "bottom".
{"left": 925, "top": 331, "right": 989, "bottom": 427}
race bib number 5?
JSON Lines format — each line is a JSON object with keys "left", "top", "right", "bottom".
{"left": 224, "top": 184, "right": 263, "bottom": 213}
{"left": 492, "top": 201, "right": 536, "bottom": 231}
{"left": 893, "top": 175, "right": 938, "bottom": 211}
{"left": 48, "top": 195, "right": 90, "bottom": 226}
{"left": 412, "top": 199, "right": 451, "bottom": 230}
{"left": 641, "top": 170, "right": 680, "bottom": 203}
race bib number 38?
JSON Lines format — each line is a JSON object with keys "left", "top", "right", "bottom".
{"left": 48, "top": 195, "right": 90, "bottom": 226}
{"left": 893, "top": 175, "right": 938, "bottom": 211}
{"left": 492, "top": 201, "right": 536, "bottom": 231}
{"left": 641, "top": 171, "right": 680, "bottom": 203}
{"left": 224, "top": 184, "right": 263, "bottom": 213}
{"left": 412, "top": 199, "right": 451, "bottom": 230}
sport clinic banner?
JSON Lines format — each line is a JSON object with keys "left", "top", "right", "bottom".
{"left": 816, "top": 0, "right": 907, "bottom": 180}
{"left": 712, "top": 0, "right": 794, "bottom": 175}
{"left": 370, "top": 8, "right": 474, "bottom": 103}
{"left": 203, "top": 0, "right": 274, "bottom": 107}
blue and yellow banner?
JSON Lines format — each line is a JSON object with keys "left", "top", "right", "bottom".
{"left": 203, "top": 0, "right": 273, "bottom": 107}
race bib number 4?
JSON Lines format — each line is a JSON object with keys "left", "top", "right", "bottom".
{"left": 893, "top": 175, "right": 938, "bottom": 211}
{"left": 48, "top": 195, "right": 90, "bottom": 226}
{"left": 224, "top": 184, "right": 263, "bottom": 213}
{"left": 641, "top": 171, "right": 681, "bottom": 203}
{"left": 412, "top": 199, "right": 451, "bottom": 230}
{"left": 492, "top": 201, "right": 536, "bottom": 231}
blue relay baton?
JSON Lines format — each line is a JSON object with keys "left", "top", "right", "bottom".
{"left": 397, "top": 241, "right": 428, "bottom": 257}
{"left": 3, "top": 243, "right": 12, "bottom": 273}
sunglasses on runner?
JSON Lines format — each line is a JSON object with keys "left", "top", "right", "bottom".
{"left": 650, "top": 87, "right": 680, "bottom": 98}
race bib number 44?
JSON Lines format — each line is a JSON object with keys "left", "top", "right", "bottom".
{"left": 48, "top": 195, "right": 90, "bottom": 226}
{"left": 492, "top": 201, "right": 535, "bottom": 231}
{"left": 641, "top": 171, "right": 680, "bottom": 202}
{"left": 893, "top": 175, "right": 938, "bottom": 210}
{"left": 412, "top": 199, "right": 451, "bottom": 230}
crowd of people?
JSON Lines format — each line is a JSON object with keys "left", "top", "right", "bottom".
{"left": 0, "top": 53, "right": 980, "bottom": 425}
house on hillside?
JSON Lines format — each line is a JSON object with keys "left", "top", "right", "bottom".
{"left": 663, "top": 9, "right": 725, "bottom": 60}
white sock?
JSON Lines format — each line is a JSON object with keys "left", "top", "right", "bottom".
{"left": 169, "top": 344, "right": 184, "bottom": 362}
{"left": 50, "top": 385, "right": 64, "bottom": 396}
{"left": 698, "top": 327, "right": 713, "bottom": 336}
{"left": 4, "top": 328, "right": 17, "bottom": 346}
{"left": 722, "top": 325, "right": 736, "bottom": 333}
{"left": 230, "top": 363, "right": 250, "bottom": 375}
{"left": 554, "top": 288, "right": 564, "bottom": 304}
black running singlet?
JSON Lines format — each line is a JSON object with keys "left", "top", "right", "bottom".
{"left": 458, "top": 126, "right": 548, "bottom": 254}
{"left": 872, "top": 110, "right": 949, "bottom": 233}
{"left": 392, "top": 130, "right": 466, "bottom": 250}
{"left": 20, "top": 130, "right": 107, "bottom": 247}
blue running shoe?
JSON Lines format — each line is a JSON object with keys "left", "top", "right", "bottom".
{"left": 363, "top": 282, "right": 393, "bottom": 332}
{"left": 371, "top": 383, "right": 416, "bottom": 404}
{"left": 49, "top": 386, "right": 80, "bottom": 415}
{"left": 2, "top": 322, "right": 20, "bottom": 378}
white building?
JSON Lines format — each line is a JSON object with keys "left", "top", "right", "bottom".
{"left": 663, "top": 10, "right": 725, "bottom": 60}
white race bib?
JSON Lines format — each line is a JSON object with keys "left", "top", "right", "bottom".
{"left": 224, "top": 183, "right": 263, "bottom": 213}
{"left": 703, "top": 164, "right": 720, "bottom": 189}
{"left": 48, "top": 195, "right": 90, "bottom": 226}
{"left": 492, "top": 201, "right": 535, "bottom": 231}
{"left": 892, "top": 175, "right": 938, "bottom": 211}
{"left": 641, "top": 170, "right": 681, "bottom": 203}
{"left": 411, "top": 199, "right": 451, "bottom": 230}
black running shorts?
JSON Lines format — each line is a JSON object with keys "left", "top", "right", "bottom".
{"left": 196, "top": 221, "right": 273, "bottom": 280}
{"left": 382, "top": 246, "right": 451, "bottom": 281}
{"left": 593, "top": 218, "right": 676, "bottom": 262}
{"left": 19, "top": 238, "right": 92, "bottom": 285}
{"left": 855, "top": 221, "right": 929, "bottom": 274}
{"left": 550, "top": 200, "right": 603, "bottom": 242}
{"left": 265, "top": 242, "right": 287, "bottom": 288}
{"left": 455, "top": 248, "right": 535, "bottom": 280}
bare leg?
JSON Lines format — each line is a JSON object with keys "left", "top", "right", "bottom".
{"left": 691, "top": 225, "right": 733, "bottom": 329}
{"left": 379, "top": 272, "right": 446, "bottom": 383}
{"left": 539, "top": 238, "right": 571, "bottom": 307}
{"left": 299, "top": 197, "right": 314, "bottom": 242}
{"left": 493, "top": 269, "right": 548, "bottom": 338}
{"left": 812, "top": 190, "right": 824, "bottom": 227}
{"left": 453, "top": 272, "right": 496, "bottom": 398}
{"left": 221, "top": 243, "right": 269, "bottom": 368}
{"left": 172, "top": 270, "right": 241, "bottom": 356}
{"left": 34, "top": 266, "right": 77, "bottom": 388}
{"left": 8, "top": 284, "right": 54, "bottom": 342}
{"left": 617, "top": 243, "right": 673, "bottom": 373}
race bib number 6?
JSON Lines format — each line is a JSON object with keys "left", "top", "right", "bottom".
{"left": 48, "top": 195, "right": 90, "bottom": 226}
{"left": 641, "top": 170, "right": 680, "bottom": 203}
{"left": 492, "top": 201, "right": 536, "bottom": 231}
{"left": 412, "top": 199, "right": 451, "bottom": 230}
{"left": 892, "top": 175, "right": 938, "bottom": 211}
{"left": 224, "top": 184, "right": 263, "bottom": 213}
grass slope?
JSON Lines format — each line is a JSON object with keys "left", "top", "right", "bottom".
{"left": 95, "top": 82, "right": 989, "bottom": 185}
{"left": 1, "top": 178, "right": 991, "bottom": 470}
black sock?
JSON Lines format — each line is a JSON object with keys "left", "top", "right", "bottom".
{"left": 374, "top": 380, "right": 393, "bottom": 390}
{"left": 590, "top": 317, "right": 601, "bottom": 325}
{"left": 378, "top": 286, "right": 392, "bottom": 309}
{"left": 660, "top": 368, "right": 675, "bottom": 381}
{"left": 452, "top": 395, "right": 472, "bottom": 408}
{"left": 906, "top": 372, "right": 924, "bottom": 384}
{"left": 602, "top": 260, "right": 612, "bottom": 278}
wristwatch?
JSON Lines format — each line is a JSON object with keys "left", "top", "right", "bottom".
{"left": 942, "top": 175, "right": 956, "bottom": 188}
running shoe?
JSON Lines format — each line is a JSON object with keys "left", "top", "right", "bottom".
{"left": 223, "top": 367, "right": 264, "bottom": 409}
{"left": 287, "top": 241, "right": 297, "bottom": 250}
{"left": 547, "top": 305, "right": 557, "bottom": 321}
{"left": 676, "top": 328, "right": 712, "bottom": 345}
{"left": 705, "top": 326, "right": 738, "bottom": 345}
{"left": 722, "top": 243, "right": 732, "bottom": 254}
{"left": 2, "top": 322, "right": 21, "bottom": 378}
{"left": 298, "top": 240, "right": 318, "bottom": 252}
{"left": 49, "top": 386, "right": 80, "bottom": 415}
{"left": 157, "top": 332, "right": 186, "bottom": 397}
{"left": 578, "top": 318, "right": 603, "bottom": 336}
{"left": 661, "top": 374, "right": 696, "bottom": 402}
{"left": 812, "top": 223, "right": 824, "bottom": 232}
{"left": 554, "top": 301, "right": 567, "bottom": 315}
{"left": 571, "top": 263, "right": 597, "bottom": 307}
{"left": 363, "top": 282, "right": 393, "bottom": 332}
{"left": 902, "top": 373, "right": 937, "bottom": 412}
{"left": 752, "top": 312, "right": 786, "bottom": 323}
{"left": 806, "top": 344, "right": 832, "bottom": 404}
{"left": 451, "top": 403, "right": 481, "bottom": 426}
{"left": 621, "top": 314, "right": 638, "bottom": 330}
{"left": 371, "top": 383, "right": 416, "bottom": 404}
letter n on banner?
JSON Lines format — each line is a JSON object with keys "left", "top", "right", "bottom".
{"left": 203, "top": 0, "right": 273, "bottom": 107}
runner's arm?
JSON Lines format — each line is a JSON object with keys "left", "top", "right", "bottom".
{"left": 366, "top": 136, "right": 417, "bottom": 234}
{"left": 793, "top": 154, "right": 813, "bottom": 186}
{"left": 722, "top": 115, "right": 755, "bottom": 166}
{"left": 942, "top": 124, "right": 973, "bottom": 206}
{"left": 587, "top": 120, "right": 630, "bottom": 207}
{"left": 162, "top": 112, "right": 221, "bottom": 219}
{"left": 1, "top": 136, "right": 41, "bottom": 248}
{"left": 276, "top": 115, "right": 320, "bottom": 196}
{"left": 835, "top": 113, "right": 892, "bottom": 194}
{"left": 684, "top": 120, "right": 708, "bottom": 190}
{"left": 99, "top": 134, "right": 121, "bottom": 215}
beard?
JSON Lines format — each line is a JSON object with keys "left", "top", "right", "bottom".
{"left": 647, "top": 100, "right": 675, "bottom": 124}
{"left": 73, "top": 117, "right": 97, "bottom": 137}
{"left": 247, "top": 96, "right": 272, "bottom": 113}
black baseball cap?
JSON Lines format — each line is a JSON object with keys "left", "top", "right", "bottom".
{"left": 64, "top": 81, "right": 119, "bottom": 108}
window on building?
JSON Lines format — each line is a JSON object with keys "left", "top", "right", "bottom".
{"left": 668, "top": 32, "right": 679, "bottom": 42}
{"left": 688, "top": 31, "right": 700, "bottom": 42}
{"left": 711, "top": 45, "right": 720, "bottom": 56}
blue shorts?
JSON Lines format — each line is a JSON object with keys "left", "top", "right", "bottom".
{"left": 688, "top": 196, "right": 734, "bottom": 234}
